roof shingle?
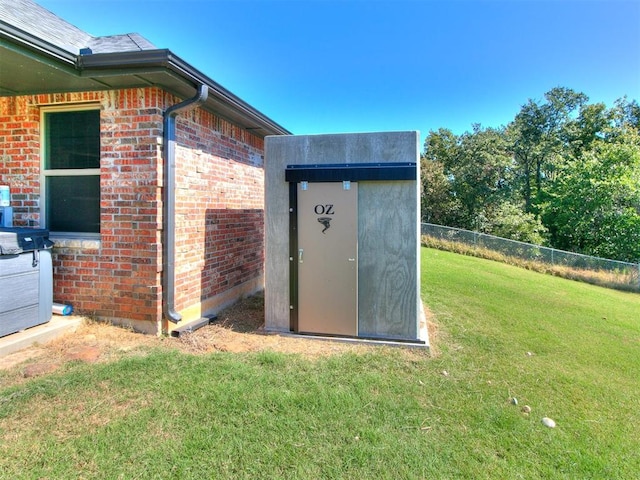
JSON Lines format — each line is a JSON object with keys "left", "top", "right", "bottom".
{"left": 0, "top": 0, "right": 156, "bottom": 54}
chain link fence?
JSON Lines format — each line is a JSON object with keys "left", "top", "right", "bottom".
{"left": 422, "top": 223, "right": 640, "bottom": 289}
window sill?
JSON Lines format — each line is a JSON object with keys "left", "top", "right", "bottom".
{"left": 50, "top": 236, "right": 101, "bottom": 250}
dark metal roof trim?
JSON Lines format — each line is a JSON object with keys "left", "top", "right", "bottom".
{"left": 285, "top": 162, "right": 417, "bottom": 182}
{"left": 77, "top": 49, "right": 290, "bottom": 136}
{"left": 0, "top": 23, "right": 291, "bottom": 136}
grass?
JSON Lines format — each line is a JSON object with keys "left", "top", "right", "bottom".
{"left": 1, "top": 248, "right": 639, "bottom": 479}
{"left": 422, "top": 235, "right": 640, "bottom": 293}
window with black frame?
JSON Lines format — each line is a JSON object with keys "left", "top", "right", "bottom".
{"left": 42, "top": 108, "right": 100, "bottom": 234}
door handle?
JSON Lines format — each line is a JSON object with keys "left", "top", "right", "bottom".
{"left": 298, "top": 248, "right": 304, "bottom": 263}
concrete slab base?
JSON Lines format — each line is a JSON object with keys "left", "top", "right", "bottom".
{"left": 264, "top": 330, "right": 429, "bottom": 350}
{"left": 263, "top": 299, "right": 430, "bottom": 351}
{"left": 0, "top": 315, "right": 83, "bottom": 358}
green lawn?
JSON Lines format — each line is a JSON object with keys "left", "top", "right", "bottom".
{"left": 0, "top": 248, "right": 638, "bottom": 479}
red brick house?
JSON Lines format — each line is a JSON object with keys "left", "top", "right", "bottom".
{"left": 0, "top": 0, "right": 289, "bottom": 334}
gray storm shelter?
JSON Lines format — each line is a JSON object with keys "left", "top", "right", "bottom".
{"left": 265, "top": 131, "right": 428, "bottom": 345}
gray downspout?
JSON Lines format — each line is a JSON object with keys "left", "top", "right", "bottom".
{"left": 162, "top": 84, "right": 209, "bottom": 324}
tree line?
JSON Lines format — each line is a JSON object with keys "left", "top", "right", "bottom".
{"left": 421, "top": 87, "right": 640, "bottom": 263}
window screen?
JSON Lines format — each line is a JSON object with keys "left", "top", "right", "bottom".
{"left": 43, "top": 109, "right": 101, "bottom": 234}
{"left": 46, "top": 176, "right": 100, "bottom": 233}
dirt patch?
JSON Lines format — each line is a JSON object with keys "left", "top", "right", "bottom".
{"left": 1, "top": 293, "right": 432, "bottom": 386}
{"left": 173, "top": 293, "right": 375, "bottom": 357}
{"left": 0, "top": 321, "right": 161, "bottom": 380}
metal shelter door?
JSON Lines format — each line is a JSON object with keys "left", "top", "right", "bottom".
{"left": 297, "top": 181, "right": 358, "bottom": 336}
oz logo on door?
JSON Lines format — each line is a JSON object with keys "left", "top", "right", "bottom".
{"left": 315, "top": 204, "right": 334, "bottom": 234}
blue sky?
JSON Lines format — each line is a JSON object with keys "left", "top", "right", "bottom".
{"left": 39, "top": 0, "right": 640, "bottom": 142}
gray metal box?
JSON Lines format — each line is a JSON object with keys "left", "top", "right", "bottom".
{"left": 0, "top": 228, "right": 54, "bottom": 337}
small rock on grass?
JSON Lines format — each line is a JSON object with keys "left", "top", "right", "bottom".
{"left": 510, "top": 397, "right": 518, "bottom": 405}
{"left": 541, "top": 417, "right": 556, "bottom": 428}
{"left": 522, "top": 405, "right": 532, "bottom": 414}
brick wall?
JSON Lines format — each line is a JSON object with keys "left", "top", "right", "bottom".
{"left": 0, "top": 87, "right": 266, "bottom": 333}
{"left": 172, "top": 107, "right": 265, "bottom": 319}
{"left": 0, "top": 94, "right": 40, "bottom": 225}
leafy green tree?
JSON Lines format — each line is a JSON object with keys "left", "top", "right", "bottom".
{"left": 564, "top": 102, "right": 613, "bottom": 158}
{"left": 423, "top": 125, "right": 513, "bottom": 231}
{"left": 421, "top": 88, "right": 640, "bottom": 260}
{"left": 484, "top": 201, "right": 548, "bottom": 245}
{"left": 542, "top": 129, "right": 640, "bottom": 262}
{"left": 508, "top": 87, "right": 588, "bottom": 212}
{"left": 613, "top": 97, "right": 640, "bottom": 131}
{"left": 420, "top": 155, "right": 460, "bottom": 225}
